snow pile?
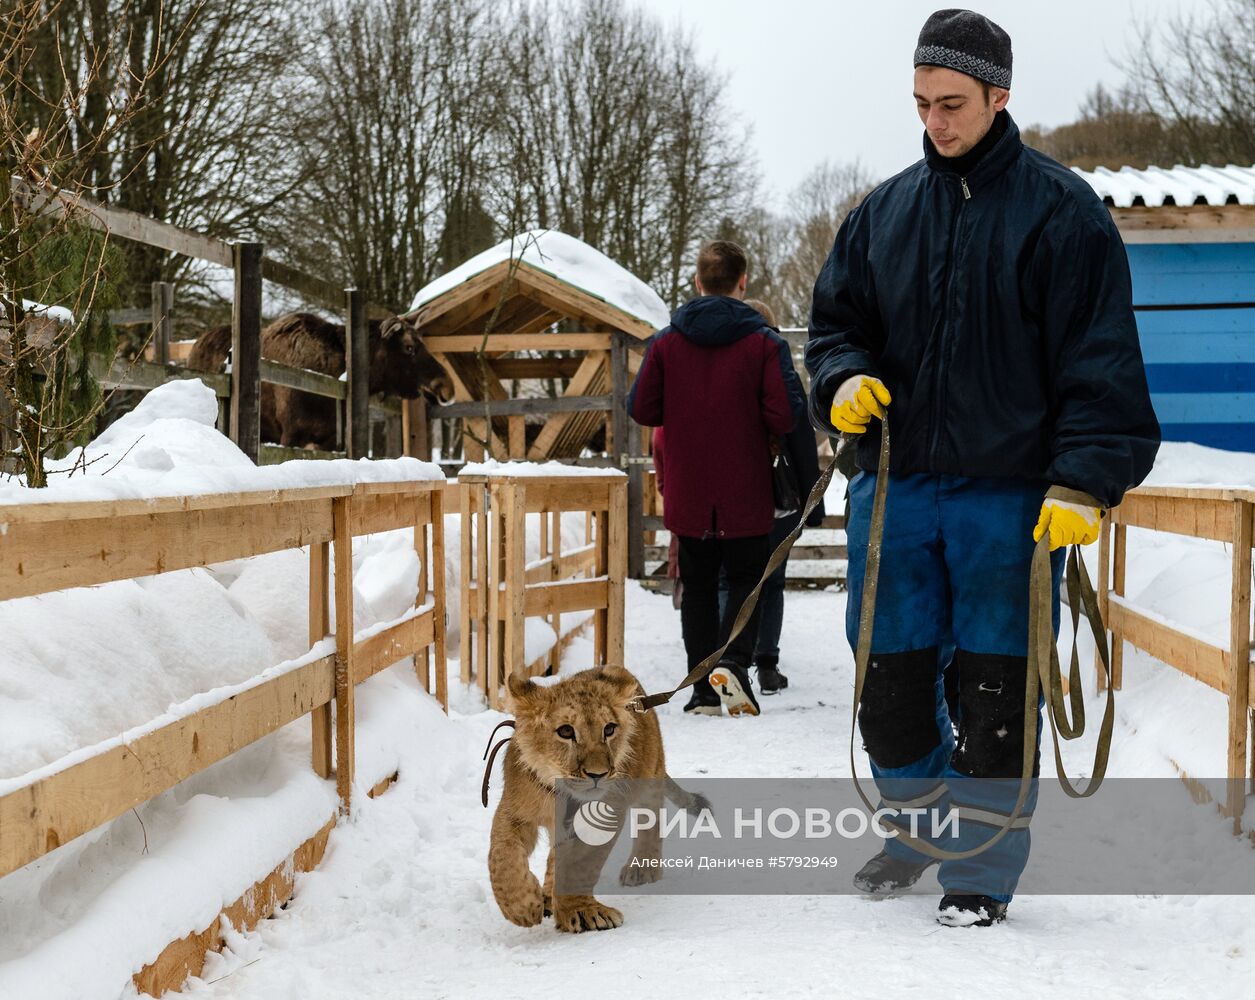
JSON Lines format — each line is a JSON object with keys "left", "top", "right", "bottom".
{"left": 0, "top": 379, "right": 442, "bottom": 509}
{"left": 409, "top": 229, "right": 671, "bottom": 331}
{"left": 1140, "top": 440, "right": 1255, "bottom": 490}
{"left": 460, "top": 458, "right": 625, "bottom": 478}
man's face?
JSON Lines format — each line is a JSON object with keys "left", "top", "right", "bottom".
{"left": 913, "top": 66, "right": 1009, "bottom": 158}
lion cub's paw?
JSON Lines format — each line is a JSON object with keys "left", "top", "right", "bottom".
{"left": 498, "top": 883, "right": 545, "bottom": 928}
{"left": 553, "top": 897, "right": 624, "bottom": 933}
{"left": 619, "top": 858, "right": 663, "bottom": 886}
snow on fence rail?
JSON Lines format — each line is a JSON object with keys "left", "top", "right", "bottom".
{"left": 1098, "top": 484, "right": 1254, "bottom": 830}
{"left": 457, "top": 469, "right": 627, "bottom": 710}
{"left": 0, "top": 477, "right": 448, "bottom": 883}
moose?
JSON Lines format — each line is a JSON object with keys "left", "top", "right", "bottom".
{"left": 188, "top": 312, "right": 450, "bottom": 451}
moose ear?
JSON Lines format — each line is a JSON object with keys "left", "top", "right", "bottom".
{"left": 597, "top": 665, "right": 642, "bottom": 704}
{"left": 380, "top": 318, "right": 400, "bottom": 341}
{"left": 506, "top": 671, "right": 541, "bottom": 712}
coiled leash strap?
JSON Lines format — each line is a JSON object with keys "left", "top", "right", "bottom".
{"left": 632, "top": 422, "right": 1116, "bottom": 860}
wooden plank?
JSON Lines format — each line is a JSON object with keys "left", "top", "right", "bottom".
{"left": 1227, "top": 501, "right": 1252, "bottom": 829}
{"left": 346, "top": 289, "right": 369, "bottom": 459}
{"left": 353, "top": 610, "right": 435, "bottom": 684}
{"left": 134, "top": 816, "right": 335, "bottom": 998}
{"left": 351, "top": 492, "right": 423, "bottom": 536}
{"left": 504, "top": 484, "right": 527, "bottom": 682}
{"left": 259, "top": 257, "right": 342, "bottom": 311}
{"left": 549, "top": 509, "right": 563, "bottom": 676}
{"left": 610, "top": 331, "right": 629, "bottom": 461}
{"left": 1113, "top": 523, "right": 1127, "bottom": 690}
{"left": 513, "top": 266, "right": 656, "bottom": 339}
{"left": 508, "top": 415, "right": 526, "bottom": 459}
{"left": 489, "top": 357, "right": 583, "bottom": 380}
{"left": 1107, "top": 599, "right": 1229, "bottom": 693}
{"left": 422, "top": 333, "right": 613, "bottom": 353}
{"left": 520, "top": 577, "right": 611, "bottom": 618}
{"left": 459, "top": 482, "right": 475, "bottom": 688}
{"left": 232, "top": 242, "right": 264, "bottom": 464}
{"left": 0, "top": 655, "right": 335, "bottom": 879}
{"left": 260, "top": 359, "right": 347, "bottom": 399}
{"left": 0, "top": 498, "right": 335, "bottom": 601}
{"left": 12, "top": 176, "right": 233, "bottom": 266}
{"left": 1096, "top": 517, "right": 1112, "bottom": 692}
{"left": 1112, "top": 204, "right": 1255, "bottom": 244}
{"left": 606, "top": 481, "right": 627, "bottom": 665}
{"left": 1110, "top": 492, "right": 1235, "bottom": 541}
{"left": 0, "top": 485, "right": 349, "bottom": 524}
{"left": 429, "top": 394, "right": 613, "bottom": 419}
{"left": 593, "top": 510, "right": 608, "bottom": 662}
{"left": 431, "top": 487, "right": 448, "bottom": 710}
{"left": 89, "top": 353, "right": 231, "bottom": 397}
{"left": 333, "top": 497, "right": 355, "bottom": 812}
{"left": 513, "top": 478, "right": 617, "bottom": 514}
{"left": 477, "top": 490, "right": 491, "bottom": 704}
{"left": 486, "top": 495, "right": 504, "bottom": 710}
{"left": 310, "top": 541, "right": 332, "bottom": 779}
{"left": 528, "top": 352, "right": 610, "bottom": 461}
{"left": 403, "top": 398, "right": 430, "bottom": 460}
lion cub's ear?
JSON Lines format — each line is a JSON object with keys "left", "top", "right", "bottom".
{"left": 596, "top": 665, "right": 642, "bottom": 704}
{"left": 506, "top": 671, "right": 541, "bottom": 713}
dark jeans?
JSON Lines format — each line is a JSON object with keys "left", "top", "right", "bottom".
{"left": 678, "top": 534, "right": 770, "bottom": 672}
{"left": 717, "top": 518, "right": 790, "bottom": 660}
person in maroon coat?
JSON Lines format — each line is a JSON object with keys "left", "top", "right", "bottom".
{"left": 628, "top": 240, "right": 805, "bottom": 716}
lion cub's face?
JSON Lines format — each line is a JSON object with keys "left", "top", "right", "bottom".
{"left": 506, "top": 666, "right": 643, "bottom": 794}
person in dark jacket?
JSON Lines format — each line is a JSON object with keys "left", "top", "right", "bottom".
{"left": 805, "top": 9, "right": 1160, "bottom": 928}
{"left": 630, "top": 241, "right": 806, "bottom": 717}
{"left": 718, "top": 298, "right": 826, "bottom": 694}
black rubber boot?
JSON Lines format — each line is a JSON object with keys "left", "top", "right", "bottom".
{"left": 937, "top": 893, "right": 1008, "bottom": 927}
{"left": 755, "top": 655, "right": 789, "bottom": 695}
{"left": 852, "top": 849, "right": 937, "bottom": 896}
{"left": 683, "top": 682, "right": 722, "bottom": 716}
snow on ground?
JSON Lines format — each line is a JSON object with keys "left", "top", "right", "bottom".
{"left": 408, "top": 230, "right": 671, "bottom": 331}
{"left": 1, "top": 387, "right": 1253, "bottom": 999}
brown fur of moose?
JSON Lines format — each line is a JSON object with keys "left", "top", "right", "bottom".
{"left": 188, "top": 312, "right": 449, "bottom": 451}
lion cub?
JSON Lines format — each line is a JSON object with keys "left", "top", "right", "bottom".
{"left": 489, "top": 665, "right": 693, "bottom": 933}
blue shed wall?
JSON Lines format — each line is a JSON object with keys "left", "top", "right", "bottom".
{"left": 1126, "top": 242, "right": 1255, "bottom": 453}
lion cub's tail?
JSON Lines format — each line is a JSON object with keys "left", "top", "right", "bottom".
{"left": 664, "top": 775, "right": 711, "bottom": 816}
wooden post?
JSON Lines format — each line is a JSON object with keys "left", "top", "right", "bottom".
{"left": 231, "top": 243, "right": 263, "bottom": 464}
{"left": 593, "top": 507, "right": 608, "bottom": 665}
{"left": 1096, "top": 516, "right": 1111, "bottom": 692}
{"left": 414, "top": 495, "right": 430, "bottom": 694}
{"left": 403, "top": 398, "right": 430, "bottom": 460}
{"left": 548, "top": 509, "right": 562, "bottom": 676}
{"left": 477, "top": 485, "right": 490, "bottom": 703}
{"left": 503, "top": 484, "right": 527, "bottom": 685}
{"left": 486, "top": 484, "right": 504, "bottom": 710}
{"left": 610, "top": 332, "right": 628, "bottom": 462}
{"left": 151, "top": 281, "right": 173, "bottom": 366}
{"left": 332, "top": 496, "right": 355, "bottom": 813}
{"left": 345, "top": 289, "right": 370, "bottom": 459}
{"left": 431, "top": 485, "right": 448, "bottom": 711}
{"left": 613, "top": 332, "right": 645, "bottom": 579}
{"left": 1112, "top": 523, "right": 1127, "bottom": 691}
{"left": 508, "top": 415, "right": 526, "bottom": 459}
{"left": 607, "top": 480, "right": 627, "bottom": 666}
{"left": 1227, "top": 499, "right": 1252, "bottom": 831}
{"left": 309, "top": 540, "right": 332, "bottom": 778}
{"left": 459, "top": 479, "right": 474, "bottom": 687}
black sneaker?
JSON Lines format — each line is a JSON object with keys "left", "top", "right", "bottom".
{"left": 682, "top": 683, "right": 722, "bottom": 716}
{"left": 937, "top": 894, "right": 1008, "bottom": 927}
{"left": 756, "top": 656, "right": 789, "bottom": 695}
{"left": 708, "top": 659, "right": 760, "bottom": 717}
{"left": 852, "top": 850, "right": 937, "bottom": 896}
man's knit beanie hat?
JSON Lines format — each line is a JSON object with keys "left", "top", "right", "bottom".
{"left": 914, "top": 9, "right": 1012, "bottom": 89}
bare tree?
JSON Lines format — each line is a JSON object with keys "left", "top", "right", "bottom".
{"left": 1, "top": 0, "right": 172, "bottom": 486}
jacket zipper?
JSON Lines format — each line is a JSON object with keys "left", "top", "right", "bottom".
{"left": 928, "top": 175, "right": 971, "bottom": 464}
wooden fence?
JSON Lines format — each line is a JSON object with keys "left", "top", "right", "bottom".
{"left": 458, "top": 471, "right": 627, "bottom": 710}
{"left": 1097, "top": 484, "right": 1254, "bottom": 831}
{"left": 9, "top": 176, "right": 419, "bottom": 468}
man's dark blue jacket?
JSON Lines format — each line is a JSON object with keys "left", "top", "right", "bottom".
{"left": 629, "top": 296, "right": 805, "bottom": 538}
{"left": 805, "top": 114, "right": 1160, "bottom": 508}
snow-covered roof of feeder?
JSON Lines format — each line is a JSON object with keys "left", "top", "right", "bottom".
{"left": 1071, "top": 163, "right": 1255, "bottom": 244}
{"left": 408, "top": 229, "right": 670, "bottom": 336}
{"left": 1074, "top": 163, "right": 1255, "bottom": 208}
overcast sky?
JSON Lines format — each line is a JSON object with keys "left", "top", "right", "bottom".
{"left": 635, "top": 0, "right": 1207, "bottom": 203}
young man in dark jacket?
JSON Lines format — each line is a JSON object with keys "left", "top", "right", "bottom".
{"left": 806, "top": 9, "right": 1160, "bottom": 926}
{"left": 629, "top": 241, "right": 805, "bottom": 716}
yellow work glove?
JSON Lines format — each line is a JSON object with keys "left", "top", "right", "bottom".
{"left": 1033, "top": 497, "right": 1101, "bottom": 550}
{"left": 830, "top": 375, "right": 891, "bottom": 434}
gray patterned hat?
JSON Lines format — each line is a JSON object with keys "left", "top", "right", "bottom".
{"left": 914, "top": 9, "right": 1012, "bottom": 89}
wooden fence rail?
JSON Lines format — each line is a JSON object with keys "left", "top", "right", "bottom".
{"left": 457, "top": 472, "right": 627, "bottom": 710}
{"left": 0, "top": 476, "right": 447, "bottom": 881}
{"left": 1098, "top": 484, "right": 1254, "bottom": 831}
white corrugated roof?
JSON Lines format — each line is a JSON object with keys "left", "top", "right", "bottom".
{"left": 1074, "top": 163, "right": 1255, "bottom": 207}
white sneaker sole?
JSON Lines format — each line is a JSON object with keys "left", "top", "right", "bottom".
{"left": 708, "top": 668, "right": 760, "bottom": 717}
{"left": 683, "top": 703, "right": 723, "bottom": 716}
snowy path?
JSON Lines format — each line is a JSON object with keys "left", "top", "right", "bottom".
{"left": 183, "top": 585, "right": 1255, "bottom": 1000}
